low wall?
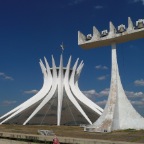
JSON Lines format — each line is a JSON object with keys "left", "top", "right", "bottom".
{"left": 0, "top": 132, "right": 142, "bottom": 144}
{"left": 0, "top": 139, "right": 36, "bottom": 144}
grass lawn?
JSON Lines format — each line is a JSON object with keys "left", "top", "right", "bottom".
{"left": 0, "top": 125, "right": 144, "bottom": 143}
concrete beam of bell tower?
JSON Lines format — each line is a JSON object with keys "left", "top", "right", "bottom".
{"left": 78, "top": 17, "right": 144, "bottom": 49}
{"left": 78, "top": 17, "right": 144, "bottom": 132}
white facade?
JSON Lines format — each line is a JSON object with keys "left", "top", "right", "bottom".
{"left": 0, "top": 55, "right": 103, "bottom": 125}
{"left": 78, "top": 17, "right": 144, "bottom": 132}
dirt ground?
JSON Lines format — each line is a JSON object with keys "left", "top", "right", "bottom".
{"left": 0, "top": 125, "right": 144, "bottom": 143}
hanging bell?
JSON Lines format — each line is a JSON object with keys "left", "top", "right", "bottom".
{"left": 118, "top": 24, "right": 126, "bottom": 33}
{"left": 136, "top": 19, "right": 144, "bottom": 29}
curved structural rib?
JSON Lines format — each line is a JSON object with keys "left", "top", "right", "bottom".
{"left": 64, "top": 57, "right": 92, "bottom": 125}
{"left": 1, "top": 55, "right": 103, "bottom": 125}
{"left": 69, "top": 59, "right": 103, "bottom": 114}
{"left": 0, "top": 59, "right": 52, "bottom": 123}
{"left": 23, "top": 55, "right": 58, "bottom": 125}
{"left": 57, "top": 55, "right": 64, "bottom": 126}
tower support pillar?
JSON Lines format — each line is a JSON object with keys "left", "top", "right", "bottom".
{"left": 85, "top": 43, "right": 144, "bottom": 132}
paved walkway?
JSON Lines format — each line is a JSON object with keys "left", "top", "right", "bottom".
{"left": 0, "top": 131, "right": 142, "bottom": 144}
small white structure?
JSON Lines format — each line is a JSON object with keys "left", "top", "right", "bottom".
{"left": 78, "top": 17, "right": 144, "bottom": 132}
{"left": 0, "top": 55, "right": 103, "bottom": 125}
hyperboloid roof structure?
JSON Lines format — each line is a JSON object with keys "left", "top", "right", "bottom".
{"left": 0, "top": 55, "right": 103, "bottom": 126}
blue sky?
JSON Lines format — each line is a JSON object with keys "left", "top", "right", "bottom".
{"left": 0, "top": 0, "right": 144, "bottom": 116}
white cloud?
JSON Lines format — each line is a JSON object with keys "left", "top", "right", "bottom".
{"left": 0, "top": 72, "right": 4, "bottom": 76}
{"left": 94, "top": 5, "right": 104, "bottom": 9}
{"left": 96, "top": 100, "right": 107, "bottom": 106}
{"left": 130, "top": 98, "right": 144, "bottom": 108}
{"left": 1, "top": 100, "right": 17, "bottom": 106}
{"left": 130, "top": 0, "right": 144, "bottom": 5}
{"left": 4, "top": 76, "right": 14, "bottom": 80}
{"left": 0, "top": 72, "right": 14, "bottom": 80}
{"left": 134, "top": 79, "right": 144, "bottom": 86}
{"left": 83, "top": 88, "right": 109, "bottom": 98}
{"left": 99, "top": 88, "right": 109, "bottom": 97}
{"left": 83, "top": 89, "right": 99, "bottom": 98}
{"left": 83, "top": 88, "right": 144, "bottom": 99}
{"left": 82, "top": 89, "right": 108, "bottom": 107}
{"left": 130, "top": 100, "right": 144, "bottom": 106}
{"left": 95, "top": 65, "right": 108, "bottom": 70}
{"left": 97, "top": 75, "right": 108, "bottom": 81}
{"left": 125, "top": 91, "right": 144, "bottom": 98}
{"left": 83, "top": 88, "right": 144, "bottom": 109}
{"left": 24, "top": 89, "right": 38, "bottom": 94}
{"left": 96, "top": 97, "right": 144, "bottom": 108}
{"left": 68, "top": 0, "right": 85, "bottom": 5}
